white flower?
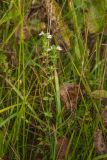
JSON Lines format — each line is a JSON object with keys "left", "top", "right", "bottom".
{"left": 47, "top": 48, "right": 52, "bottom": 52}
{"left": 47, "top": 46, "right": 54, "bottom": 52}
{"left": 47, "top": 33, "right": 52, "bottom": 39}
{"left": 56, "top": 46, "right": 63, "bottom": 51}
{"left": 32, "top": 0, "right": 36, "bottom": 5}
{"left": 39, "top": 31, "right": 45, "bottom": 36}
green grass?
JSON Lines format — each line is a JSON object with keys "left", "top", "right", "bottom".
{"left": 0, "top": 0, "right": 107, "bottom": 159}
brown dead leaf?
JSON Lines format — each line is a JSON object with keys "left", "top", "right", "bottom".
{"left": 36, "top": 156, "right": 43, "bottom": 160}
{"left": 15, "top": 3, "right": 47, "bottom": 43}
{"left": 57, "top": 137, "right": 69, "bottom": 160}
{"left": 94, "top": 128, "right": 107, "bottom": 154}
{"left": 16, "top": 3, "right": 47, "bottom": 42}
{"left": 101, "top": 98, "right": 107, "bottom": 106}
{"left": 0, "top": 156, "right": 10, "bottom": 160}
{"left": 102, "top": 106, "right": 107, "bottom": 128}
{"left": 27, "top": 3, "right": 47, "bottom": 21}
{"left": 36, "top": 152, "right": 43, "bottom": 160}
{"left": 60, "top": 83, "right": 81, "bottom": 112}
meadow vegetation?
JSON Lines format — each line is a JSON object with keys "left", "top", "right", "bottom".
{"left": 0, "top": 0, "right": 107, "bottom": 159}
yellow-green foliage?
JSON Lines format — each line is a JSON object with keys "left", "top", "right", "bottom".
{"left": 86, "top": 0, "right": 107, "bottom": 33}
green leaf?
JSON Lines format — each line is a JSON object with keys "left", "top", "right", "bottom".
{"left": 44, "top": 112, "right": 52, "bottom": 118}
{"left": 91, "top": 90, "right": 107, "bottom": 98}
{"left": 0, "top": 118, "right": 5, "bottom": 157}
{"left": 0, "top": 131, "right": 4, "bottom": 156}
{"left": 0, "top": 9, "right": 19, "bottom": 25}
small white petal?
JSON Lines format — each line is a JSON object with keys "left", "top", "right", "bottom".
{"left": 50, "top": 46, "right": 54, "bottom": 49}
{"left": 47, "top": 48, "right": 52, "bottom": 52}
{"left": 39, "top": 31, "right": 45, "bottom": 36}
{"left": 56, "top": 46, "right": 63, "bottom": 51}
{"left": 47, "top": 33, "right": 52, "bottom": 39}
